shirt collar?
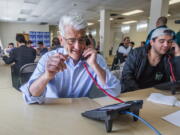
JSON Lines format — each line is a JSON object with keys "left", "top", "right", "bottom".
{"left": 65, "top": 57, "right": 85, "bottom": 67}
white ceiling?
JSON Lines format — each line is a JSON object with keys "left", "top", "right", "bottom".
{"left": 0, "top": 0, "right": 180, "bottom": 25}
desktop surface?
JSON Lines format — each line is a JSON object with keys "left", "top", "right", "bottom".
{"left": 0, "top": 87, "right": 180, "bottom": 135}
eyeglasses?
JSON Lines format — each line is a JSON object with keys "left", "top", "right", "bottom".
{"left": 63, "top": 37, "right": 86, "bottom": 45}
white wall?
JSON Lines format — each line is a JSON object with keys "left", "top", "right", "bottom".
{"left": 123, "top": 23, "right": 148, "bottom": 47}
{"left": 85, "top": 18, "right": 180, "bottom": 56}
{"left": 88, "top": 24, "right": 100, "bottom": 46}
{"left": 114, "top": 18, "right": 180, "bottom": 48}
{"left": 167, "top": 19, "right": 180, "bottom": 32}
{"left": 87, "top": 18, "right": 180, "bottom": 56}
{"left": 111, "top": 28, "right": 123, "bottom": 55}
{"left": 0, "top": 22, "right": 49, "bottom": 48}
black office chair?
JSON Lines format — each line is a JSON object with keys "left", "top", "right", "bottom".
{"left": 19, "top": 63, "right": 37, "bottom": 86}
{"left": 11, "top": 65, "right": 20, "bottom": 90}
{"left": 111, "top": 55, "right": 120, "bottom": 70}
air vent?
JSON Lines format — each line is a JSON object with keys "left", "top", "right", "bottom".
{"left": 110, "top": 13, "right": 118, "bottom": 16}
{"left": 20, "top": 9, "right": 32, "bottom": 15}
{"left": 175, "top": 20, "right": 180, "bottom": 24}
{"left": 17, "top": 18, "right": 26, "bottom": 21}
{"left": 31, "top": 15, "right": 39, "bottom": 18}
{"left": 24, "top": 0, "right": 40, "bottom": 5}
{"left": 116, "top": 17, "right": 125, "bottom": 20}
{"left": 40, "top": 22, "right": 48, "bottom": 25}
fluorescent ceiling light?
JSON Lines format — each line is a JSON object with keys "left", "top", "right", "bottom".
{"left": 31, "top": 15, "right": 39, "bottom": 18}
{"left": 122, "top": 10, "right": 144, "bottom": 16}
{"left": 137, "top": 23, "right": 148, "bottom": 28}
{"left": 24, "top": 0, "right": 40, "bottom": 5}
{"left": 122, "top": 20, "right": 137, "bottom": 24}
{"left": 0, "top": 17, "right": 13, "bottom": 21}
{"left": 87, "top": 22, "right": 94, "bottom": 26}
{"left": 110, "top": 18, "right": 114, "bottom": 21}
{"left": 17, "top": 18, "right": 26, "bottom": 21}
{"left": 169, "top": 0, "right": 180, "bottom": 5}
{"left": 98, "top": 18, "right": 114, "bottom": 22}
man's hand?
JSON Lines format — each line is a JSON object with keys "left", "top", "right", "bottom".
{"left": 29, "top": 53, "right": 68, "bottom": 97}
{"left": 45, "top": 53, "right": 68, "bottom": 80}
{"left": 82, "top": 48, "right": 106, "bottom": 85}
{"left": 82, "top": 47, "right": 97, "bottom": 68}
{"left": 172, "top": 42, "right": 180, "bottom": 56}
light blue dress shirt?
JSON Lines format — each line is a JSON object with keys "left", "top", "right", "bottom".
{"left": 20, "top": 48, "right": 121, "bottom": 104}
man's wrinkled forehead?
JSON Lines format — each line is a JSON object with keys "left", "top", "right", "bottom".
{"left": 64, "top": 25, "right": 86, "bottom": 36}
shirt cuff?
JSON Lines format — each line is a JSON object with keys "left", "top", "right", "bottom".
{"left": 96, "top": 70, "right": 121, "bottom": 97}
{"left": 20, "top": 79, "right": 46, "bottom": 104}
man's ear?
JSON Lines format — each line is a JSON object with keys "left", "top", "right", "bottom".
{"left": 58, "top": 35, "right": 63, "bottom": 43}
{"left": 58, "top": 34, "right": 64, "bottom": 47}
{"left": 58, "top": 34, "right": 66, "bottom": 46}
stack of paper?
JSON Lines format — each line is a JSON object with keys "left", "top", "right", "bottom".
{"left": 162, "top": 110, "right": 180, "bottom": 127}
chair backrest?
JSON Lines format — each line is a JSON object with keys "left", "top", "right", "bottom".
{"left": 111, "top": 62, "right": 125, "bottom": 80}
{"left": 20, "top": 63, "right": 37, "bottom": 74}
{"left": 111, "top": 70, "right": 122, "bottom": 80}
{"left": 19, "top": 63, "right": 37, "bottom": 85}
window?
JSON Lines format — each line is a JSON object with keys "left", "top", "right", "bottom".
{"left": 121, "top": 25, "right": 130, "bottom": 33}
{"left": 136, "top": 21, "right": 148, "bottom": 32}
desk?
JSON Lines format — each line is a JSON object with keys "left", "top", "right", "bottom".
{"left": 95, "top": 88, "right": 180, "bottom": 135}
{"left": 0, "top": 88, "right": 179, "bottom": 135}
{"left": 0, "top": 60, "right": 12, "bottom": 89}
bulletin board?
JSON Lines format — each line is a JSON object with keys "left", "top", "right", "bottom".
{"left": 29, "top": 31, "right": 50, "bottom": 47}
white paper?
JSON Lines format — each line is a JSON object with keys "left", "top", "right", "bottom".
{"left": 147, "top": 93, "right": 177, "bottom": 106}
{"left": 162, "top": 110, "right": 180, "bottom": 127}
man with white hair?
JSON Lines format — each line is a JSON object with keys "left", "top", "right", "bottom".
{"left": 20, "top": 14, "right": 121, "bottom": 104}
{"left": 121, "top": 27, "right": 176, "bottom": 92}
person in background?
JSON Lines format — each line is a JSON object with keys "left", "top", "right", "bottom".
{"left": 111, "top": 38, "right": 131, "bottom": 70}
{"left": 109, "top": 45, "right": 113, "bottom": 55}
{"left": 4, "top": 43, "right": 15, "bottom": 56}
{"left": 117, "top": 36, "right": 132, "bottom": 63}
{"left": 27, "top": 40, "right": 33, "bottom": 48}
{"left": 2, "top": 34, "right": 36, "bottom": 89}
{"left": 145, "top": 16, "right": 168, "bottom": 46}
{"left": 140, "top": 41, "right": 146, "bottom": 47}
{"left": 96, "top": 41, "right": 100, "bottom": 51}
{"left": 3, "top": 35, "right": 36, "bottom": 70}
{"left": 85, "top": 35, "right": 91, "bottom": 46}
{"left": 129, "top": 41, "right": 135, "bottom": 49}
{"left": 85, "top": 35, "right": 95, "bottom": 49}
{"left": 0, "top": 46, "right": 3, "bottom": 57}
{"left": 36, "top": 41, "right": 48, "bottom": 56}
{"left": 121, "top": 27, "right": 175, "bottom": 92}
{"left": 20, "top": 14, "right": 120, "bottom": 104}
{"left": 51, "top": 37, "right": 62, "bottom": 50}
{"left": 88, "top": 33, "right": 96, "bottom": 49}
